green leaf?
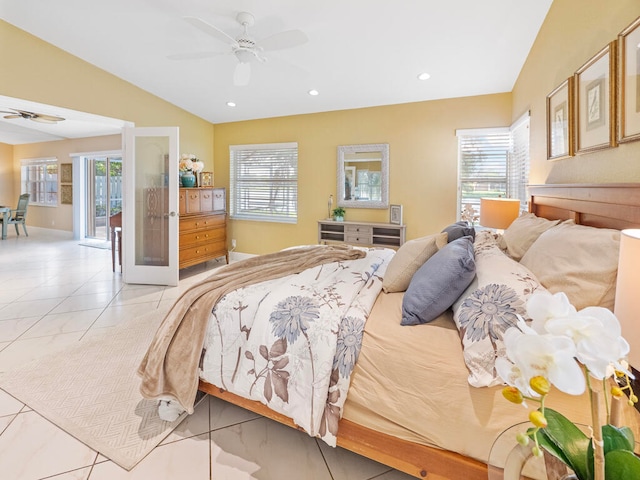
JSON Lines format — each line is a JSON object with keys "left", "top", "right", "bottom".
{"left": 540, "top": 408, "right": 591, "bottom": 480}
{"left": 604, "top": 450, "right": 640, "bottom": 480}
{"left": 602, "top": 425, "right": 635, "bottom": 453}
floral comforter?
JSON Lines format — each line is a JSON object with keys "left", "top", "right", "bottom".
{"left": 199, "top": 247, "right": 393, "bottom": 445}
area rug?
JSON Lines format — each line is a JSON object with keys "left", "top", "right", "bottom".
{"left": 0, "top": 308, "right": 187, "bottom": 471}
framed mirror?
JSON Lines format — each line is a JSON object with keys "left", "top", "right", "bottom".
{"left": 337, "top": 143, "right": 389, "bottom": 209}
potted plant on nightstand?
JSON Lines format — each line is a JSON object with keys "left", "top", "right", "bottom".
{"left": 332, "top": 207, "right": 345, "bottom": 222}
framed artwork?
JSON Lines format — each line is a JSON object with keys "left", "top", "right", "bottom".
{"left": 389, "top": 204, "right": 403, "bottom": 225}
{"left": 574, "top": 41, "right": 617, "bottom": 154}
{"left": 60, "top": 184, "right": 72, "bottom": 205}
{"left": 618, "top": 16, "right": 640, "bottom": 143}
{"left": 60, "top": 163, "right": 73, "bottom": 184}
{"left": 546, "top": 78, "right": 574, "bottom": 159}
{"left": 200, "top": 171, "right": 214, "bottom": 187}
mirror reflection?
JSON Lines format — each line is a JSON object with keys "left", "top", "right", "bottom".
{"left": 337, "top": 144, "right": 389, "bottom": 209}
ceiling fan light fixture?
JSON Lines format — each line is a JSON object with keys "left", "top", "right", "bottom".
{"left": 226, "top": 101, "right": 236, "bottom": 107}
{"left": 308, "top": 89, "right": 319, "bottom": 96}
{"left": 417, "top": 72, "right": 431, "bottom": 81}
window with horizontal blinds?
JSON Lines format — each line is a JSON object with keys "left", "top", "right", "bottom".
{"left": 457, "top": 114, "right": 530, "bottom": 224}
{"left": 457, "top": 128, "right": 510, "bottom": 222}
{"left": 229, "top": 142, "right": 298, "bottom": 223}
{"left": 20, "top": 157, "right": 58, "bottom": 206}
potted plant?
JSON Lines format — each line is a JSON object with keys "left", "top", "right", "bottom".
{"left": 332, "top": 207, "right": 345, "bottom": 222}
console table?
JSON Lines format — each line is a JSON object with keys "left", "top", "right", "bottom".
{"left": 179, "top": 187, "right": 227, "bottom": 268}
{"left": 317, "top": 220, "right": 405, "bottom": 248}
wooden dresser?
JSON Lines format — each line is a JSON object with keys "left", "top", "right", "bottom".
{"left": 317, "top": 220, "right": 406, "bottom": 248}
{"left": 179, "top": 187, "right": 228, "bottom": 269}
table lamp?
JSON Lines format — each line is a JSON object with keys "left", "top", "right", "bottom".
{"left": 614, "top": 229, "right": 640, "bottom": 369}
{"left": 479, "top": 198, "right": 521, "bottom": 233}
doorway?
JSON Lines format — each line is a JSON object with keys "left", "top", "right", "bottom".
{"left": 84, "top": 155, "right": 122, "bottom": 241}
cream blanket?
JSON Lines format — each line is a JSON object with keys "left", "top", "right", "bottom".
{"left": 138, "top": 245, "right": 366, "bottom": 414}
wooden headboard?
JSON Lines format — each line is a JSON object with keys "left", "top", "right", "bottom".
{"left": 528, "top": 183, "right": 640, "bottom": 230}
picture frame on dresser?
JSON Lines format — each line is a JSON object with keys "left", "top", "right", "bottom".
{"left": 546, "top": 77, "right": 574, "bottom": 159}
{"left": 574, "top": 41, "right": 617, "bottom": 153}
{"left": 200, "top": 171, "right": 214, "bottom": 187}
{"left": 618, "top": 16, "right": 640, "bottom": 143}
{"left": 389, "top": 204, "right": 403, "bottom": 225}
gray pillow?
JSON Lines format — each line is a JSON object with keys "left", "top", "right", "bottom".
{"left": 442, "top": 221, "right": 475, "bottom": 242}
{"left": 401, "top": 236, "right": 476, "bottom": 326}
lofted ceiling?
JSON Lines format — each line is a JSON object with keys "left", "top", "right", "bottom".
{"left": 0, "top": 0, "right": 553, "bottom": 143}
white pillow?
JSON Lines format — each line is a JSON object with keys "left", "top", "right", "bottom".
{"left": 453, "top": 231, "right": 547, "bottom": 387}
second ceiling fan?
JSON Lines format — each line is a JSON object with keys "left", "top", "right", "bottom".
{"left": 171, "top": 11, "right": 308, "bottom": 86}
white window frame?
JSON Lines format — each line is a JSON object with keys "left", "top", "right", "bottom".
{"left": 456, "top": 112, "right": 530, "bottom": 223}
{"left": 229, "top": 142, "right": 298, "bottom": 223}
{"left": 20, "top": 157, "right": 58, "bottom": 207}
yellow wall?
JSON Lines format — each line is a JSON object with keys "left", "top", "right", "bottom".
{"left": 513, "top": 0, "right": 640, "bottom": 184}
{"left": 0, "top": 20, "right": 214, "bottom": 231}
{"left": 0, "top": 142, "right": 13, "bottom": 206}
{"left": 214, "top": 94, "right": 512, "bottom": 254}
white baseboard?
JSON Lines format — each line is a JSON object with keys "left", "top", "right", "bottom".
{"left": 229, "top": 251, "right": 256, "bottom": 263}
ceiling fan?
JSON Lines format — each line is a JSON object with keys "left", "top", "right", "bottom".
{"left": 170, "top": 12, "right": 308, "bottom": 86}
{"left": 0, "top": 108, "right": 65, "bottom": 124}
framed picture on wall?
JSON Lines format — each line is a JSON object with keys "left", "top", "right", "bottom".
{"left": 574, "top": 41, "right": 617, "bottom": 153}
{"left": 618, "top": 16, "right": 640, "bottom": 143}
{"left": 389, "top": 204, "right": 403, "bottom": 225}
{"left": 60, "top": 184, "right": 72, "bottom": 205}
{"left": 60, "top": 163, "right": 73, "bottom": 184}
{"left": 200, "top": 171, "right": 213, "bottom": 187}
{"left": 546, "top": 77, "right": 574, "bottom": 159}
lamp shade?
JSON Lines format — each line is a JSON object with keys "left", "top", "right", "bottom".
{"left": 614, "top": 229, "right": 640, "bottom": 369}
{"left": 479, "top": 198, "right": 521, "bottom": 229}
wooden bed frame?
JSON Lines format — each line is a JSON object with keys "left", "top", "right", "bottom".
{"left": 199, "top": 183, "right": 640, "bottom": 480}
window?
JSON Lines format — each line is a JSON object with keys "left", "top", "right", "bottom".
{"left": 21, "top": 158, "right": 58, "bottom": 206}
{"left": 229, "top": 142, "right": 298, "bottom": 223}
{"left": 457, "top": 113, "right": 530, "bottom": 223}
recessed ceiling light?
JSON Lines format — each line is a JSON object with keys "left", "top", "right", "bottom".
{"left": 308, "top": 89, "right": 319, "bottom": 96}
{"left": 417, "top": 73, "right": 431, "bottom": 81}
{"left": 226, "top": 101, "right": 236, "bottom": 107}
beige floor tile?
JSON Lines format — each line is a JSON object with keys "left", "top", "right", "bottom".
{"left": 0, "top": 297, "right": 64, "bottom": 320}
{"left": 0, "top": 315, "right": 41, "bottom": 341}
{"left": 0, "top": 388, "right": 24, "bottom": 416}
{"left": 0, "top": 411, "right": 96, "bottom": 480}
{"left": 109, "top": 285, "right": 165, "bottom": 306}
{"left": 20, "top": 308, "right": 104, "bottom": 339}
{"left": 318, "top": 440, "right": 392, "bottom": 480}
{"left": 0, "top": 413, "right": 15, "bottom": 434}
{"left": 91, "top": 301, "right": 164, "bottom": 329}
{"left": 367, "top": 469, "right": 417, "bottom": 480}
{"left": 160, "top": 395, "right": 211, "bottom": 445}
{"left": 45, "top": 466, "right": 93, "bottom": 479}
{"left": 210, "top": 417, "right": 332, "bottom": 479}
{"left": 20, "top": 283, "right": 84, "bottom": 301}
{"left": 90, "top": 433, "right": 211, "bottom": 480}
{"left": 209, "top": 396, "right": 261, "bottom": 431}
{"left": 49, "top": 291, "right": 115, "bottom": 314}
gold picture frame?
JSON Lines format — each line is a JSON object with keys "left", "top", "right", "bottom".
{"left": 60, "top": 184, "right": 72, "bottom": 205}
{"left": 574, "top": 41, "right": 617, "bottom": 154}
{"left": 618, "top": 16, "right": 640, "bottom": 143}
{"left": 546, "top": 77, "right": 574, "bottom": 160}
{"left": 60, "top": 163, "right": 73, "bottom": 184}
{"left": 200, "top": 171, "right": 213, "bottom": 187}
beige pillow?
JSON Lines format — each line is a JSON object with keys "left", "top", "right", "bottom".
{"left": 520, "top": 222, "right": 620, "bottom": 310}
{"left": 382, "top": 232, "right": 448, "bottom": 293}
{"left": 498, "top": 212, "right": 560, "bottom": 261}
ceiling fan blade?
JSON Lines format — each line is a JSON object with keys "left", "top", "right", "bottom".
{"left": 183, "top": 16, "right": 237, "bottom": 46}
{"left": 167, "top": 51, "right": 225, "bottom": 60}
{"left": 31, "top": 116, "right": 60, "bottom": 124}
{"left": 260, "top": 29, "right": 308, "bottom": 51}
{"left": 233, "top": 62, "right": 251, "bottom": 86}
{"left": 3, "top": 114, "right": 21, "bottom": 119}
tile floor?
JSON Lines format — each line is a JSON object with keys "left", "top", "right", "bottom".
{"left": 0, "top": 228, "right": 414, "bottom": 480}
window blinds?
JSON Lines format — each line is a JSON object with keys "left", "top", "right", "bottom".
{"left": 229, "top": 143, "right": 298, "bottom": 223}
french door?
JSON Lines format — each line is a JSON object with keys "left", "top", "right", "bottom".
{"left": 122, "top": 127, "right": 179, "bottom": 286}
{"left": 85, "top": 156, "right": 122, "bottom": 240}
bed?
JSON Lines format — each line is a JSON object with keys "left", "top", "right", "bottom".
{"left": 140, "top": 183, "right": 640, "bottom": 480}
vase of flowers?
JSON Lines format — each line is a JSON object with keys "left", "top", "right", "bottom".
{"left": 497, "top": 291, "right": 639, "bottom": 480}
{"left": 179, "top": 154, "right": 204, "bottom": 187}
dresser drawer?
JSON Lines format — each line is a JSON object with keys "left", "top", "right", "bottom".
{"left": 345, "top": 225, "right": 373, "bottom": 235}
{"left": 180, "top": 227, "right": 226, "bottom": 247}
{"left": 213, "top": 188, "right": 226, "bottom": 212}
{"left": 180, "top": 242, "right": 227, "bottom": 264}
{"left": 199, "top": 189, "right": 214, "bottom": 212}
{"left": 345, "top": 233, "right": 373, "bottom": 245}
{"left": 186, "top": 190, "right": 202, "bottom": 213}
{"left": 180, "top": 213, "right": 226, "bottom": 232}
